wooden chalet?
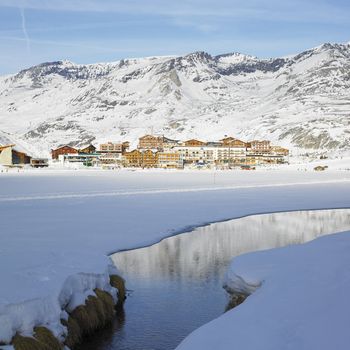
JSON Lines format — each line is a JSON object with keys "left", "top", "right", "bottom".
{"left": 79, "top": 144, "right": 96, "bottom": 154}
{"left": 138, "top": 135, "right": 164, "bottom": 150}
{"left": 99, "top": 142, "right": 124, "bottom": 153}
{"left": 157, "top": 151, "right": 183, "bottom": 169}
{"left": 220, "top": 136, "right": 236, "bottom": 144}
{"left": 51, "top": 145, "right": 78, "bottom": 160}
{"left": 142, "top": 150, "right": 158, "bottom": 168}
{"left": 122, "top": 141, "right": 130, "bottom": 152}
{"left": 271, "top": 146, "right": 289, "bottom": 156}
{"left": 0, "top": 144, "right": 31, "bottom": 166}
{"left": 123, "top": 149, "right": 158, "bottom": 168}
{"left": 183, "top": 139, "right": 207, "bottom": 147}
{"left": 220, "top": 137, "right": 246, "bottom": 148}
{"left": 123, "top": 150, "right": 142, "bottom": 167}
{"left": 163, "top": 137, "right": 180, "bottom": 148}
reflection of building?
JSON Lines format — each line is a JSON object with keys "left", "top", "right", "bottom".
{"left": 51, "top": 145, "right": 78, "bottom": 160}
{"left": 0, "top": 144, "right": 32, "bottom": 166}
{"left": 112, "top": 210, "right": 349, "bottom": 280}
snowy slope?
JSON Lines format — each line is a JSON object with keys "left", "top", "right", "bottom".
{"left": 177, "top": 230, "right": 350, "bottom": 350}
{"left": 0, "top": 130, "right": 32, "bottom": 155}
{"left": 0, "top": 43, "right": 349, "bottom": 156}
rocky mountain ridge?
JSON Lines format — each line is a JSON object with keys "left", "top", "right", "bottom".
{"left": 0, "top": 42, "right": 349, "bottom": 156}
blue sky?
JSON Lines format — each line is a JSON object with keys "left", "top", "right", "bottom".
{"left": 0, "top": 0, "right": 349, "bottom": 74}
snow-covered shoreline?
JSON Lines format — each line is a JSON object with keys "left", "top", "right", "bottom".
{"left": 0, "top": 263, "right": 119, "bottom": 344}
{"left": 0, "top": 170, "right": 349, "bottom": 346}
{"left": 177, "top": 230, "right": 350, "bottom": 350}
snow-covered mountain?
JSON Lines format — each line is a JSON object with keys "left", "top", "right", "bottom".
{"left": 0, "top": 42, "right": 349, "bottom": 157}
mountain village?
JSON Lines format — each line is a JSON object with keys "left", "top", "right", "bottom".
{"left": 0, "top": 134, "right": 289, "bottom": 170}
{"left": 0, "top": 0, "right": 349, "bottom": 347}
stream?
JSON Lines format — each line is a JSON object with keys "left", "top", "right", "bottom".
{"left": 77, "top": 209, "right": 350, "bottom": 350}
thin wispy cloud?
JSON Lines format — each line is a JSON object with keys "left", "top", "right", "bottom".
{"left": 19, "top": 1, "right": 31, "bottom": 54}
{"left": 0, "top": 35, "right": 141, "bottom": 54}
{"left": 0, "top": 0, "right": 349, "bottom": 74}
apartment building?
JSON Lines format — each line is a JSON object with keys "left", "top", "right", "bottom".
{"left": 247, "top": 140, "right": 271, "bottom": 154}
{"left": 99, "top": 142, "right": 129, "bottom": 153}
{"left": 220, "top": 137, "right": 246, "bottom": 148}
{"left": 157, "top": 151, "right": 183, "bottom": 169}
{"left": 138, "top": 135, "right": 164, "bottom": 150}
{"left": 123, "top": 149, "right": 158, "bottom": 168}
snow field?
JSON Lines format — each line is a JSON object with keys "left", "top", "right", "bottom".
{"left": 0, "top": 169, "right": 349, "bottom": 345}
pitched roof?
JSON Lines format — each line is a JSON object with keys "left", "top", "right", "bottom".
{"left": 0, "top": 144, "right": 15, "bottom": 151}
{"left": 79, "top": 144, "right": 96, "bottom": 150}
{"left": 52, "top": 145, "right": 78, "bottom": 151}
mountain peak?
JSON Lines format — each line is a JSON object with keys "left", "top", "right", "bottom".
{"left": 1, "top": 42, "right": 349, "bottom": 157}
{"left": 215, "top": 52, "right": 257, "bottom": 65}
{"left": 183, "top": 51, "right": 213, "bottom": 62}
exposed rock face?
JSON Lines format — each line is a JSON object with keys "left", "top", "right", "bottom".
{"left": 0, "top": 43, "right": 349, "bottom": 156}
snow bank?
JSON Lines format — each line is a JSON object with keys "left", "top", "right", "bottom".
{"left": 0, "top": 258, "right": 119, "bottom": 344}
{"left": 0, "top": 296, "right": 64, "bottom": 343}
{"left": 58, "top": 271, "right": 118, "bottom": 312}
{"left": 176, "top": 231, "right": 350, "bottom": 350}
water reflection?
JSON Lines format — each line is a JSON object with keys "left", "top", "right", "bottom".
{"left": 112, "top": 210, "right": 350, "bottom": 282}
{"left": 82, "top": 210, "right": 350, "bottom": 350}
{"left": 76, "top": 306, "right": 126, "bottom": 350}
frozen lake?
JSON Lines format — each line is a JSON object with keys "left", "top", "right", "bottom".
{"left": 76, "top": 209, "right": 350, "bottom": 350}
